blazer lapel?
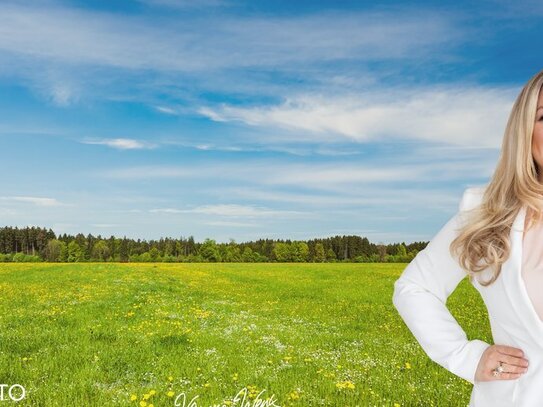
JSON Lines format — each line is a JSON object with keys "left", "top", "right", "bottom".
{"left": 501, "top": 203, "right": 543, "bottom": 345}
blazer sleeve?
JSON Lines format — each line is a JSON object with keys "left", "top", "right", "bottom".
{"left": 392, "top": 187, "right": 491, "bottom": 385}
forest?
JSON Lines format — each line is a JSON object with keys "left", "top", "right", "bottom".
{"left": 0, "top": 226, "right": 427, "bottom": 263}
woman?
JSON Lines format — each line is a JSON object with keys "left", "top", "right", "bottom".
{"left": 393, "top": 68, "right": 543, "bottom": 407}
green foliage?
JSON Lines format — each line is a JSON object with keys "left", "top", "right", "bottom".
{"left": 199, "top": 238, "right": 221, "bottom": 262}
{"left": 149, "top": 247, "right": 161, "bottom": 262}
{"left": 272, "top": 241, "right": 309, "bottom": 262}
{"left": 11, "top": 252, "right": 41, "bottom": 262}
{"left": 67, "top": 241, "right": 84, "bottom": 262}
{"left": 140, "top": 252, "right": 152, "bottom": 262}
{"left": 44, "top": 239, "right": 65, "bottom": 262}
{"left": 91, "top": 240, "right": 111, "bottom": 262}
{"left": 272, "top": 242, "right": 290, "bottom": 262}
{"left": 241, "top": 247, "right": 255, "bottom": 262}
{"left": 225, "top": 245, "right": 242, "bottom": 262}
{"left": 313, "top": 242, "right": 326, "bottom": 262}
{"left": 0, "top": 226, "right": 425, "bottom": 264}
{"left": 326, "top": 248, "right": 337, "bottom": 261}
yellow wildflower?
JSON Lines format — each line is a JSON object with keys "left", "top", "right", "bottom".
{"left": 288, "top": 390, "right": 300, "bottom": 400}
{"left": 336, "top": 381, "right": 355, "bottom": 390}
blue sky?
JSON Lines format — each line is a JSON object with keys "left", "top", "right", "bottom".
{"left": 0, "top": 0, "right": 542, "bottom": 244}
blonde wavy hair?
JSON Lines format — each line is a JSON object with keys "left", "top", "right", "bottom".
{"left": 450, "top": 69, "right": 543, "bottom": 286}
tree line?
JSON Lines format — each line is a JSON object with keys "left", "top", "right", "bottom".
{"left": 0, "top": 226, "right": 427, "bottom": 263}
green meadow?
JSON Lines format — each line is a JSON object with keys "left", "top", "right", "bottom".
{"left": 0, "top": 263, "right": 491, "bottom": 406}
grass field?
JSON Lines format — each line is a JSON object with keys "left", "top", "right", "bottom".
{"left": 0, "top": 263, "right": 491, "bottom": 406}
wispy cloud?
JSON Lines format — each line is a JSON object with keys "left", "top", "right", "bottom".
{"left": 0, "top": 196, "right": 64, "bottom": 206}
{"left": 149, "top": 204, "right": 307, "bottom": 218}
{"left": 202, "top": 220, "right": 260, "bottom": 227}
{"left": 0, "top": 2, "right": 469, "bottom": 107}
{"left": 137, "top": 0, "right": 229, "bottom": 9}
{"left": 0, "top": 4, "right": 461, "bottom": 71}
{"left": 95, "top": 157, "right": 494, "bottom": 191}
{"left": 154, "top": 105, "right": 179, "bottom": 115}
{"left": 99, "top": 166, "right": 194, "bottom": 178}
{"left": 202, "top": 185, "right": 468, "bottom": 211}
{"left": 48, "top": 82, "right": 78, "bottom": 106}
{"left": 0, "top": 208, "right": 18, "bottom": 216}
{"left": 198, "top": 86, "right": 516, "bottom": 148}
{"left": 97, "top": 162, "right": 426, "bottom": 186}
{"left": 81, "top": 138, "right": 157, "bottom": 150}
{"left": 159, "top": 139, "right": 355, "bottom": 156}
{"left": 0, "top": 1, "right": 525, "bottom": 121}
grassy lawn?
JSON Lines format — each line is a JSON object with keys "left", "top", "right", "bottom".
{"left": 0, "top": 263, "right": 491, "bottom": 406}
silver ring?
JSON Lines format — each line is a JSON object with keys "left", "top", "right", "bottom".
{"left": 493, "top": 361, "right": 504, "bottom": 376}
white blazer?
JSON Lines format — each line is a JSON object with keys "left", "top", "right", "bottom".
{"left": 393, "top": 185, "right": 542, "bottom": 407}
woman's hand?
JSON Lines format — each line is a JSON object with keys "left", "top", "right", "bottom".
{"left": 474, "top": 344, "right": 529, "bottom": 382}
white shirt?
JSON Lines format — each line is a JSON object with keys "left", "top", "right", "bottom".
{"left": 521, "top": 207, "right": 543, "bottom": 322}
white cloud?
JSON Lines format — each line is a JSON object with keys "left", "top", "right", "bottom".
{"left": 96, "top": 157, "right": 494, "bottom": 191}
{"left": 203, "top": 220, "right": 260, "bottom": 227}
{"left": 0, "top": 2, "right": 475, "bottom": 110}
{"left": 264, "top": 164, "right": 421, "bottom": 186}
{"left": 100, "top": 166, "right": 193, "bottom": 178}
{"left": 0, "top": 196, "right": 63, "bottom": 206}
{"left": 82, "top": 138, "right": 157, "bottom": 150}
{"left": 0, "top": 208, "right": 18, "bottom": 216}
{"left": 0, "top": 3, "right": 462, "bottom": 72}
{"left": 137, "top": 0, "right": 228, "bottom": 9}
{"left": 150, "top": 204, "right": 307, "bottom": 218}
{"left": 154, "top": 105, "right": 179, "bottom": 115}
{"left": 98, "top": 162, "right": 426, "bottom": 185}
{"left": 49, "top": 82, "right": 77, "bottom": 106}
{"left": 148, "top": 208, "right": 183, "bottom": 214}
{"left": 159, "top": 139, "right": 330, "bottom": 155}
{"left": 203, "top": 186, "right": 466, "bottom": 211}
{"left": 198, "top": 86, "right": 517, "bottom": 148}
